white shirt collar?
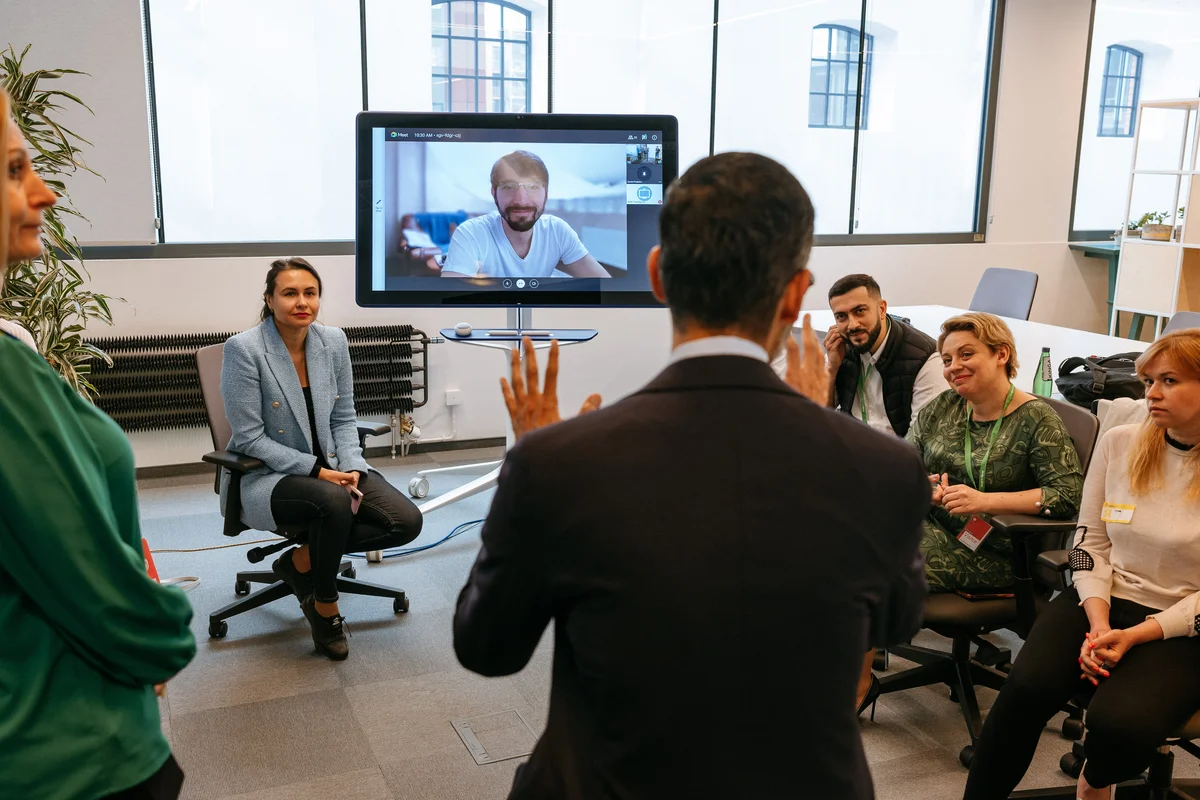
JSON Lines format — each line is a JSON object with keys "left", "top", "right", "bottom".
{"left": 670, "top": 335, "right": 769, "bottom": 364}
{"left": 859, "top": 318, "right": 892, "bottom": 367}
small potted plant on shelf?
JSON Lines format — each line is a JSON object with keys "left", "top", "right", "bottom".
{"left": 1142, "top": 211, "right": 1173, "bottom": 241}
{"left": 1175, "top": 207, "right": 1185, "bottom": 242}
{"left": 1125, "top": 213, "right": 1149, "bottom": 239}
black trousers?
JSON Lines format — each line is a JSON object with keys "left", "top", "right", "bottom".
{"left": 963, "top": 587, "right": 1200, "bottom": 798}
{"left": 101, "top": 754, "right": 184, "bottom": 800}
{"left": 271, "top": 469, "right": 422, "bottom": 602}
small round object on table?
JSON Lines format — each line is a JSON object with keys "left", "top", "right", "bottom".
{"left": 454, "top": 322, "right": 472, "bottom": 337}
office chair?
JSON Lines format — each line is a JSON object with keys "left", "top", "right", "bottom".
{"left": 1163, "top": 311, "right": 1200, "bottom": 335}
{"left": 969, "top": 268, "right": 1039, "bottom": 320}
{"left": 196, "top": 343, "right": 411, "bottom": 639}
{"left": 1009, "top": 548, "right": 1200, "bottom": 799}
{"left": 877, "top": 398, "right": 1099, "bottom": 768}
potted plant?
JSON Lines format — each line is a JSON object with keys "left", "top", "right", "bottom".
{"left": 1175, "top": 206, "right": 1185, "bottom": 242}
{"left": 0, "top": 44, "right": 119, "bottom": 399}
{"left": 1141, "top": 211, "right": 1173, "bottom": 242}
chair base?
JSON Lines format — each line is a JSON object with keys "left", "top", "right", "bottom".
{"left": 880, "top": 639, "right": 1008, "bottom": 755}
{"left": 207, "top": 560, "right": 408, "bottom": 638}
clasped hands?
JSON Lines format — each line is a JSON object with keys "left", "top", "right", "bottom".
{"left": 928, "top": 473, "right": 988, "bottom": 516}
{"left": 1078, "top": 628, "right": 1133, "bottom": 686}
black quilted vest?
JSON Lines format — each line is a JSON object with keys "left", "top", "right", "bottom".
{"left": 834, "top": 315, "right": 938, "bottom": 437}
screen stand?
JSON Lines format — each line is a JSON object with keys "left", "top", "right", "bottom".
{"left": 363, "top": 308, "right": 597, "bottom": 560}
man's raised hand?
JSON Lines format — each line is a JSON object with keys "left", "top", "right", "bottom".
{"left": 785, "top": 314, "right": 833, "bottom": 405}
{"left": 501, "top": 337, "right": 602, "bottom": 439}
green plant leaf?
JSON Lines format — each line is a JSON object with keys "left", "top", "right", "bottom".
{"left": 0, "top": 43, "right": 122, "bottom": 401}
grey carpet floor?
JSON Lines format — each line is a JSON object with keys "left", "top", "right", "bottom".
{"left": 139, "top": 447, "right": 1198, "bottom": 799}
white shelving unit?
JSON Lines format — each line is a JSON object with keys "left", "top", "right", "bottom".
{"left": 1111, "top": 98, "right": 1200, "bottom": 338}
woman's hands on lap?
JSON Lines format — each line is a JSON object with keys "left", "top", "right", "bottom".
{"left": 318, "top": 468, "right": 359, "bottom": 489}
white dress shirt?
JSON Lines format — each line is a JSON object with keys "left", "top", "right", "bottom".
{"left": 850, "top": 322, "right": 945, "bottom": 435}
{"left": 670, "top": 335, "right": 769, "bottom": 364}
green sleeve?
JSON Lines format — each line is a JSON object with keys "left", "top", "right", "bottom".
{"left": 0, "top": 341, "right": 196, "bottom": 686}
{"left": 1025, "top": 404, "right": 1085, "bottom": 518}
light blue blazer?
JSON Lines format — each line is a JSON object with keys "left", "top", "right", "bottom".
{"left": 219, "top": 318, "right": 370, "bottom": 532}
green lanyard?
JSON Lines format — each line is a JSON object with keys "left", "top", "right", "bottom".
{"left": 857, "top": 363, "right": 872, "bottom": 423}
{"left": 964, "top": 384, "right": 1015, "bottom": 492}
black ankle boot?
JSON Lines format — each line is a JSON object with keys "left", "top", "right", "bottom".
{"left": 272, "top": 548, "right": 314, "bottom": 603}
{"left": 301, "top": 595, "right": 349, "bottom": 661}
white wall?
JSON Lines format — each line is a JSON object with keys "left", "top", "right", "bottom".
{"left": 9, "top": 0, "right": 1110, "bottom": 468}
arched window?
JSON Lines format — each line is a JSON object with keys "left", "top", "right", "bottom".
{"left": 431, "top": 0, "right": 532, "bottom": 113}
{"left": 1098, "top": 45, "right": 1142, "bottom": 138}
{"left": 809, "top": 24, "right": 871, "bottom": 130}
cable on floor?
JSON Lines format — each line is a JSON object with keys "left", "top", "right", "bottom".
{"left": 349, "top": 519, "right": 484, "bottom": 560}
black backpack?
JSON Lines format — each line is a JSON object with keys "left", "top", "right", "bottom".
{"left": 1055, "top": 353, "right": 1146, "bottom": 408}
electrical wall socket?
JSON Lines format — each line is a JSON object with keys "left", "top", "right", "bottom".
{"left": 444, "top": 389, "right": 463, "bottom": 406}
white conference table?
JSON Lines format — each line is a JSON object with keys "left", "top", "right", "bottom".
{"left": 795, "top": 305, "right": 1147, "bottom": 395}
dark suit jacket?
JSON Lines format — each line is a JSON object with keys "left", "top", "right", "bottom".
{"left": 454, "top": 355, "right": 930, "bottom": 800}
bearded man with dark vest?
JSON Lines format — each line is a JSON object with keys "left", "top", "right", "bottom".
{"left": 824, "top": 274, "right": 943, "bottom": 438}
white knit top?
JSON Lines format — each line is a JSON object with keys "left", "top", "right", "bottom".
{"left": 1071, "top": 423, "right": 1200, "bottom": 639}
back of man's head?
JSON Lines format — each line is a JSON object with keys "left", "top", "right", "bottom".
{"left": 658, "top": 153, "right": 814, "bottom": 338}
{"left": 827, "top": 273, "right": 881, "bottom": 303}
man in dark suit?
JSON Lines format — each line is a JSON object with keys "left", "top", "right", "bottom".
{"left": 454, "top": 153, "right": 931, "bottom": 799}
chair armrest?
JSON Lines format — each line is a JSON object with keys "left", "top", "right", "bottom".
{"left": 1037, "top": 549, "right": 1070, "bottom": 573}
{"left": 990, "top": 514, "right": 1078, "bottom": 536}
{"left": 202, "top": 450, "right": 264, "bottom": 473}
{"left": 356, "top": 420, "right": 391, "bottom": 438}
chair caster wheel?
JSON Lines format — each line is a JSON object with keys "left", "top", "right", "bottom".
{"left": 366, "top": 550, "right": 383, "bottom": 563}
{"left": 959, "top": 745, "right": 974, "bottom": 768}
{"left": 873, "top": 650, "right": 889, "bottom": 671}
{"left": 394, "top": 596, "right": 410, "bottom": 614}
{"left": 1061, "top": 716, "right": 1085, "bottom": 740}
{"left": 209, "top": 620, "right": 228, "bottom": 638}
{"left": 409, "top": 477, "right": 429, "bottom": 499}
{"left": 342, "top": 566, "right": 356, "bottom": 579}
{"left": 1060, "top": 751, "right": 1084, "bottom": 778}
{"left": 234, "top": 580, "right": 251, "bottom": 596}
{"left": 949, "top": 686, "right": 960, "bottom": 703}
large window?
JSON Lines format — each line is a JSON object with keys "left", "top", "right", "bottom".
{"left": 809, "top": 24, "right": 871, "bottom": 130}
{"left": 1071, "top": 0, "right": 1200, "bottom": 237}
{"left": 1097, "top": 45, "right": 1141, "bottom": 138}
{"left": 142, "top": 0, "right": 1001, "bottom": 246}
{"left": 431, "top": 0, "right": 532, "bottom": 113}
{"left": 147, "top": 0, "right": 363, "bottom": 243}
{"left": 716, "top": 0, "right": 998, "bottom": 236}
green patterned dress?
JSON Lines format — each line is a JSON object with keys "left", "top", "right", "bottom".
{"left": 905, "top": 389, "right": 1084, "bottom": 592}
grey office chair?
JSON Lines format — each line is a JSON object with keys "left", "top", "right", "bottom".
{"left": 969, "top": 268, "right": 1039, "bottom": 320}
{"left": 1163, "top": 311, "right": 1200, "bottom": 335}
{"left": 877, "top": 397, "right": 1099, "bottom": 768}
{"left": 196, "top": 343, "right": 410, "bottom": 639}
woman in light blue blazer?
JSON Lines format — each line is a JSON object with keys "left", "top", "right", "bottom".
{"left": 221, "top": 257, "right": 422, "bottom": 659}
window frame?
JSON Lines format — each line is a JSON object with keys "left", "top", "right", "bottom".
{"left": 809, "top": 24, "right": 872, "bottom": 131}
{"left": 431, "top": 0, "right": 533, "bottom": 114}
{"left": 118, "top": 0, "right": 1004, "bottom": 257}
{"left": 1096, "top": 44, "right": 1142, "bottom": 139}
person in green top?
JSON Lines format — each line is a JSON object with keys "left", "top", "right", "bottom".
{"left": 0, "top": 94, "right": 196, "bottom": 799}
{"left": 907, "top": 312, "right": 1085, "bottom": 592}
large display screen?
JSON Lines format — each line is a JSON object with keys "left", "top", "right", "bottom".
{"left": 356, "top": 112, "right": 678, "bottom": 307}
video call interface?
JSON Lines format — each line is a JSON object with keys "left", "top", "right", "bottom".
{"left": 369, "top": 127, "right": 664, "bottom": 293}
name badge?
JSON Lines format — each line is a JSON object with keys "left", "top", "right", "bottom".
{"left": 1101, "top": 502, "right": 1135, "bottom": 524}
{"left": 956, "top": 515, "right": 993, "bottom": 552}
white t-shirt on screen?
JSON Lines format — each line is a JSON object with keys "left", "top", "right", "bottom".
{"left": 442, "top": 211, "right": 589, "bottom": 279}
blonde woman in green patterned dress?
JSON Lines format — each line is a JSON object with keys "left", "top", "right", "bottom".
{"left": 906, "top": 312, "right": 1084, "bottom": 592}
